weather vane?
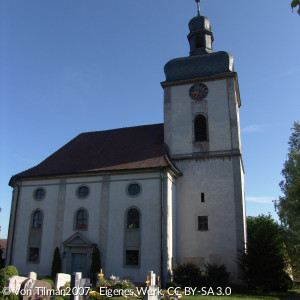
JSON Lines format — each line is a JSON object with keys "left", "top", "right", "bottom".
{"left": 195, "top": 0, "right": 201, "bottom": 16}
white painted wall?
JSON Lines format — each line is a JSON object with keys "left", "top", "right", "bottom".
{"left": 165, "top": 79, "right": 233, "bottom": 156}
{"left": 164, "top": 76, "right": 245, "bottom": 282}
{"left": 62, "top": 178, "right": 103, "bottom": 244}
{"left": 106, "top": 172, "right": 162, "bottom": 282}
{"left": 10, "top": 172, "right": 167, "bottom": 282}
{"left": 12, "top": 179, "right": 60, "bottom": 276}
{"left": 175, "top": 158, "right": 239, "bottom": 279}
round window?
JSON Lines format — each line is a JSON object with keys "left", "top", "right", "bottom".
{"left": 34, "top": 188, "right": 45, "bottom": 200}
{"left": 128, "top": 184, "right": 141, "bottom": 196}
{"left": 77, "top": 186, "right": 89, "bottom": 198}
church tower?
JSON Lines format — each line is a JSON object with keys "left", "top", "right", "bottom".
{"left": 161, "top": 3, "right": 246, "bottom": 281}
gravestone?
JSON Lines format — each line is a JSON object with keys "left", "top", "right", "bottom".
{"left": 70, "top": 272, "right": 90, "bottom": 300}
{"left": 19, "top": 279, "right": 51, "bottom": 300}
{"left": 6, "top": 276, "right": 27, "bottom": 294}
{"left": 149, "top": 271, "right": 156, "bottom": 286}
{"left": 55, "top": 273, "right": 71, "bottom": 290}
{"left": 143, "top": 271, "right": 160, "bottom": 300}
{"left": 70, "top": 272, "right": 82, "bottom": 300}
{"left": 28, "top": 272, "right": 37, "bottom": 280}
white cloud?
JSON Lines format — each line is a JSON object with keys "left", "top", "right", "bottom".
{"left": 241, "top": 124, "right": 264, "bottom": 133}
{"left": 246, "top": 196, "right": 275, "bottom": 204}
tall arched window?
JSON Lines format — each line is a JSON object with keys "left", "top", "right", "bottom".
{"left": 194, "top": 114, "right": 208, "bottom": 142}
{"left": 32, "top": 210, "right": 43, "bottom": 229}
{"left": 127, "top": 208, "right": 139, "bottom": 229}
{"left": 76, "top": 209, "right": 88, "bottom": 230}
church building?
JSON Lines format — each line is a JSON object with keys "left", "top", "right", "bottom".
{"left": 6, "top": 5, "right": 246, "bottom": 285}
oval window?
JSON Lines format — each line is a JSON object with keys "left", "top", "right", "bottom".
{"left": 34, "top": 188, "right": 45, "bottom": 200}
{"left": 128, "top": 184, "right": 141, "bottom": 196}
{"left": 77, "top": 186, "right": 89, "bottom": 198}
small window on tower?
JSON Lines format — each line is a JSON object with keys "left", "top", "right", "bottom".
{"left": 198, "top": 216, "right": 208, "bottom": 231}
{"left": 201, "top": 193, "right": 205, "bottom": 202}
{"left": 196, "top": 36, "right": 204, "bottom": 48}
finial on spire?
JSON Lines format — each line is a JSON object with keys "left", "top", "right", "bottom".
{"left": 195, "top": 0, "right": 201, "bottom": 16}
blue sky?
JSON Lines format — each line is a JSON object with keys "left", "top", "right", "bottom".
{"left": 0, "top": 0, "right": 299, "bottom": 239}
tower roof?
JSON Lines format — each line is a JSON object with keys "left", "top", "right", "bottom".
{"left": 163, "top": 12, "right": 234, "bottom": 83}
{"left": 188, "top": 15, "right": 211, "bottom": 32}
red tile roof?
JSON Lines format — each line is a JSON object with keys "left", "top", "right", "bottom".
{"left": 0, "top": 239, "right": 7, "bottom": 249}
{"left": 10, "top": 124, "right": 177, "bottom": 185}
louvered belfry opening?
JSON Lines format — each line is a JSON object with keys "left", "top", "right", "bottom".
{"left": 195, "top": 115, "right": 207, "bottom": 142}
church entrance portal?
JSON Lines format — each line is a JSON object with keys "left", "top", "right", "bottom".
{"left": 63, "top": 232, "right": 94, "bottom": 277}
{"left": 71, "top": 253, "right": 87, "bottom": 277}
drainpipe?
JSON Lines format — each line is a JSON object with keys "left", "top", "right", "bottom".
{"left": 159, "top": 167, "right": 164, "bottom": 286}
{"left": 8, "top": 181, "right": 20, "bottom": 265}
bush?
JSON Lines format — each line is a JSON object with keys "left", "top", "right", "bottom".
{"left": 0, "top": 292, "right": 18, "bottom": 300}
{"left": 90, "top": 246, "right": 101, "bottom": 274}
{"left": 271, "top": 272, "right": 293, "bottom": 292}
{"left": 237, "top": 215, "right": 291, "bottom": 292}
{"left": 51, "top": 247, "right": 62, "bottom": 278}
{"left": 173, "top": 262, "right": 204, "bottom": 288}
{"left": 205, "top": 264, "right": 230, "bottom": 289}
{"left": 59, "top": 281, "right": 70, "bottom": 293}
{"left": 89, "top": 246, "right": 101, "bottom": 285}
{"left": 166, "top": 281, "right": 178, "bottom": 288}
{"left": 0, "top": 266, "right": 18, "bottom": 290}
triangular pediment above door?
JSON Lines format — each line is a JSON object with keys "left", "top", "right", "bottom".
{"left": 63, "top": 232, "right": 93, "bottom": 248}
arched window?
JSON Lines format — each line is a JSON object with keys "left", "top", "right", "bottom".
{"left": 32, "top": 210, "right": 43, "bottom": 229}
{"left": 76, "top": 209, "right": 88, "bottom": 230}
{"left": 194, "top": 114, "right": 208, "bottom": 142}
{"left": 127, "top": 208, "right": 139, "bottom": 229}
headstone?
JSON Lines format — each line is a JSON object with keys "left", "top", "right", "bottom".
{"left": 70, "top": 272, "right": 82, "bottom": 300}
{"left": 70, "top": 272, "right": 90, "bottom": 300}
{"left": 156, "top": 276, "right": 161, "bottom": 287}
{"left": 28, "top": 272, "right": 37, "bottom": 280}
{"left": 143, "top": 271, "right": 160, "bottom": 300}
{"left": 19, "top": 279, "right": 51, "bottom": 300}
{"left": 6, "top": 276, "right": 27, "bottom": 294}
{"left": 79, "top": 278, "right": 90, "bottom": 300}
{"left": 149, "top": 271, "right": 156, "bottom": 286}
{"left": 55, "top": 273, "right": 71, "bottom": 290}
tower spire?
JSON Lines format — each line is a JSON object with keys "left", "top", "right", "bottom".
{"left": 195, "top": 0, "right": 201, "bottom": 16}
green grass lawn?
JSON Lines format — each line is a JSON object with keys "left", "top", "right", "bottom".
{"left": 110, "top": 289, "right": 300, "bottom": 300}
{"left": 180, "top": 290, "right": 300, "bottom": 300}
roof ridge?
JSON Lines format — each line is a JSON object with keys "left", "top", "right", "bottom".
{"left": 78, "top": 123, "right": 163, "bottom": 136}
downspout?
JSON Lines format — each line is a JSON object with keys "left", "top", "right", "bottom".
{"left": 159, "top": 167, "right": 164, "bottom": 286}
{"left": 8, "top": 181, "right": 20, "bottom": 265}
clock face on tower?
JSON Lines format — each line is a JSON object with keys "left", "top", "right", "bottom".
{"left": 189, "top": 83, "right": 209, "bottom": 101}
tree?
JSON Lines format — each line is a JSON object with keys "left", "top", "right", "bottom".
{"left": 237, "top": 215, "right": 292, "bottom": 292}
{"left": 0, "top": 265, "right": 18, "bottom": 290}
{"left": 278, "top": 121, "right": 300, "bottom": 277}
{"left": 291, "top": 0, "right": 300, "bottom": 15}
{"left": 89, "top": 245, "right": 101, "bottom": 274}
{"left": 51, "top": 247, "right": 62, "bottom": 278}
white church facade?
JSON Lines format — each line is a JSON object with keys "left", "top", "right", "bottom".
{"left": 6, "top": 10, "right": 246, "bottom": 285}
